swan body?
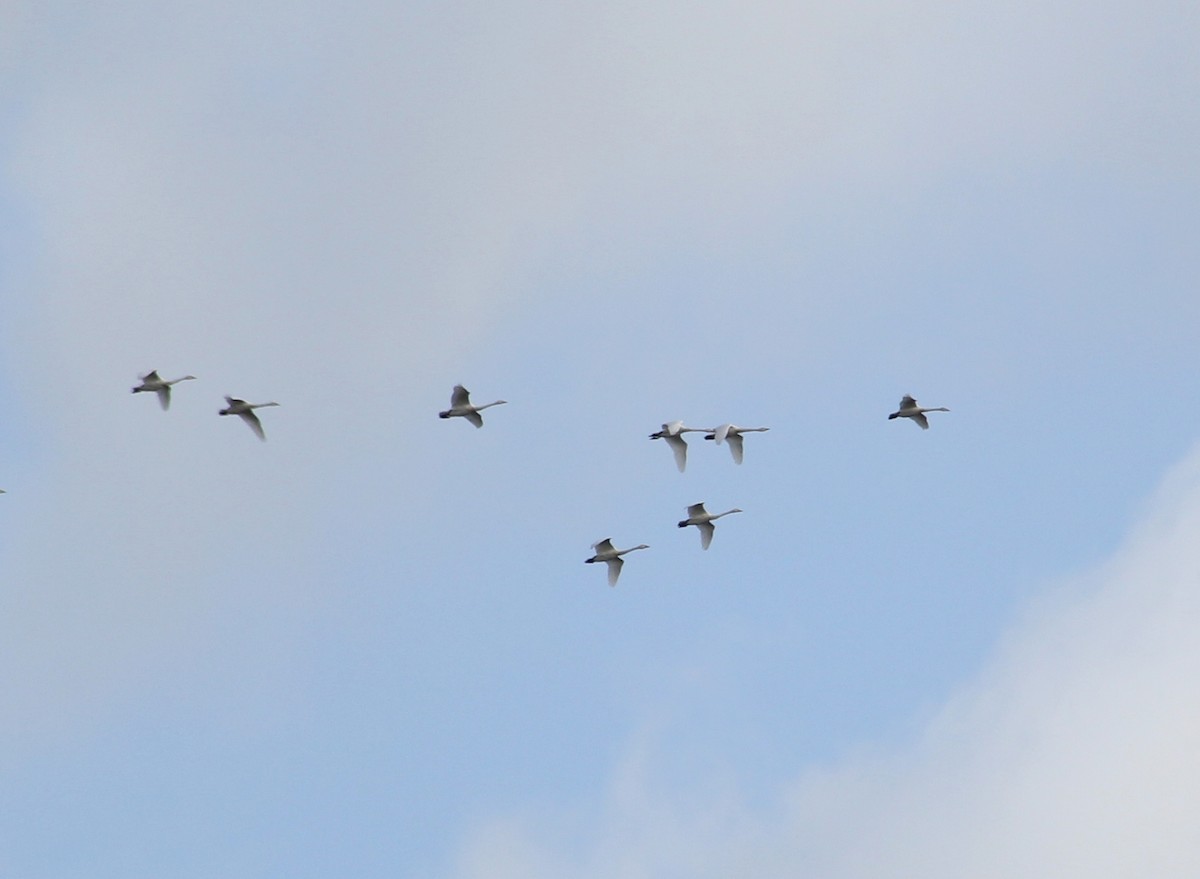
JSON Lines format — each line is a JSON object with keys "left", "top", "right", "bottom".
{"left": 649, "top": 421, "right": 713, "bottom": 472}
{"left": 219, "top": 396, "right": 280, "bottom": 441}
{"left": 704, "top": 423, "right": 769, "bottom": 464}
{"left": 677, "top": 502, "right": 743, "bottom": 550}
{"left": 132, "top": 370, "right": 197, "bottom": 410}
{"left": 439, "top": 384, "right": 507, "bottom": 428}
{"left": 585, "top": 538, "right": 650, "bottom": 586}
{"left": 888, "top": 395, "right": 949, "bottom": 430}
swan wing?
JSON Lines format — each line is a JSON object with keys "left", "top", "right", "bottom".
{"left": 605, "top": 557, "right": 624, "bottom": 586}
{"left": 698, "top": 521, "right": 715, "bottom": 550}
{"left": 686, "top": 502, "right": 708, "bottom": 518}
{"left": 665, "top": 433, "right": 687, "bottom": 471}
{"left": 911, "top": 412, "right": 929, "bottom": 430}
{"left": 156, "top": 386, "right": 171, "bottom": 410}
{"left": 464, "top": 410, "right": 484, "bottom": 429}
{"left": 450, "top": 385, "right": 471, "bottom": 408}
{"left": 899, "top": 395, "right": 917, "bottom": 410}
{"left": 591, "top": 538, "right": 615, "bottom": 555}
{"left": 713, "top": 423, "right": 732, "bottom": 445}
{"left": 238, "top": 409, "right": 266, "bottom": 440}
{"left": 727, "top": 433, "right": 744, "bottom": 464}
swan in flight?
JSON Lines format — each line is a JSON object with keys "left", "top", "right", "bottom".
{"left": 585, "top": 538, "right": 650, "bottom": 586}
{"left": 131, "top": 370, "right": 196, "bottom": 410}
{"left": 439, "top": 385, "right": 507, "bottom": 428}
{"left": 888, "top": 395, "right": 950, "bottom": 430}
{"left": 219, "top": 396, "right": 280, "bottom": 441}
{"left": 704, "top": 423, "right": 769, "bottom": 464}
{"left": 677, "top": 502, "right": 742, "bottom": 550}
{"left": 649, "top": 421, "right": 712, "bottom": 472}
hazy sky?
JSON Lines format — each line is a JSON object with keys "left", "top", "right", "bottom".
{"left": 4, "top": 1, "right": 1200, "bottom": 876}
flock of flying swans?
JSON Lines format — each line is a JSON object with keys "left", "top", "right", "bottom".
{"left": 37, "top": 378, "right": 943, "bottom": 588}
{"left": 615, "top": 397, "right": 945, "bottom": 584}
{"left": 130, "top": 370, "right": 281, "bottom": 441}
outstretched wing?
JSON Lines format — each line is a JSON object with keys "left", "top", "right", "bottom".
{"left": 239, "top": 409, "right": 266, "bottom": 440}
{"left": 591, "top": 538, "right": 615, "bottom": 554}
{"left": 665, "top": 434, "right": 688, "bottom": 472}
{"left": 450, "top": 385, "right": 471, "bottom": 407}
{"left": 606, "top": 557, "right": 624, "bottom": 587}
{"left": 687, "top": 502, "right": 707, "bottom": 518}
{"left": 698, "top": 521, "right": 715, "bottom": 550}
{"left": 464, "top": 410, "right": 484, "bottom": 429}
{"left": 727, "top": 433, "right": 744, "bottom": 464}
{"left": 898, "top": 395, "right": 917, "bottom": 410}
{"left": 911, "top": 412, "right": 929, "bottom": 430}
{"left": 156, "top": 386, "right": 171, "bottom": 410}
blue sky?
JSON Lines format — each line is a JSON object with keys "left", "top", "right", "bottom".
{"left": 4, "top": 2, "right": 1200, "bottom": 877}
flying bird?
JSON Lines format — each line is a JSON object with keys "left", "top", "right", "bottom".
{"left": 704, "top": 423, "right": 770, "bottom": 464}
{"left": 649, "top": 421, "right": 713, "bottom": 472}
{"left": 585, "top": 538, "right": 650, "bottom": 587}
{"left": 439, "top": 384, "right": 507, "bottom": 428}
{"left": 219, "top": 396, "right": 280, "bottom": 441}
{"left": 131, "top": 370, "right": 197, "bottom": 410}
{"left": 888, "top": 395, "right": 949, "bottom": 430}
{"left": 677, "top": 502, "right": 743, "bottom": 550}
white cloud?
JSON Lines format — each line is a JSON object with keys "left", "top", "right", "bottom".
{"left": 447, "top": 444, "right": 1200, "bottom": 878}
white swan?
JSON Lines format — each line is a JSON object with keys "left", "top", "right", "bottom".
{"left": 219, "top": 396, "right": 280, "bottom": 441}
{"left": 888, "top": 395, "right": 950, "bottom": 430}
{"left": 704, "top": 423, "right": 769, "bottom": 464}
{"left": 585, "top": 538, "right": 650, "bottom": 587}
{"left": 439, "top": 384, "right": 507, "bottom": 428}
{"left": 131, "top": 370, "right": 196, "bottom": 410}
{"left": 649, "top": 421, "right": 713, "bottom": 472}
{"left": 677, "top": 502, "right": 742, "bottom": 550}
